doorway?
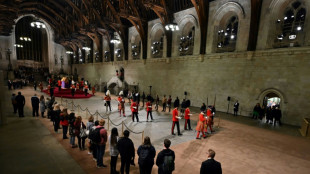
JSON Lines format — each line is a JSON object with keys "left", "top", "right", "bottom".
{"left": 263, "top": 92, "right": 281, "bottom": 109}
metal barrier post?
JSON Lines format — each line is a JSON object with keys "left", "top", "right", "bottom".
{"left": 95, "top": 110, "right": 97, "bottom": 121}
{"left": 86, "top": 108, "right": 88, "bottom": 117}
{"left": 66, "top": 100, "right": 68, "bottom": 108}
{"left": 122, "top": 121, "right": 124, "bottom": 133}
{"left": 142, "top": 131, "right": 144, "bottom": 144}
{"left": 61, "top": 97, "right": 63, "bottom": 104}
{"left": 72, "top": 99, "right": 74, "bottom": 110}
{"left": 217, "top": 113, "right": 221, "bottom": 128}
{"left": 78, "top": 106, "right": 80, "bottom": 114}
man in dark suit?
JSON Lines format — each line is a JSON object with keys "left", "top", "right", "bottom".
{"left": 234, "top": 100, "right": 239, "bottom": 116}
{"left": 15, "top": 92, "right": 25, "bottom": 117}
{"left": 31, "top": 94, "right": 40, "bottom": 117}
{"left": 200, "top": 149, "right": 222, "bottom": 174}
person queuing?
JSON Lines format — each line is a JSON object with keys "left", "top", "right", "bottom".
{"left": 273, "top": 107, "right": 282, "bottom": 126}
{"left": 131, "top": 99, "right": 139, "bottom": 122}
{"left": 252, "top": 103, "right": 261, "bottom": 119}
{"left": 117, "top": 130, "right": 135, "bottom": 174}
{"left": 39, "top": 95, "right": 46, "bottom": 118}
{"left": 74, "top": 116, "right": 87, "bottom": 151}
{"left": 171, "top": 107, "right": 182, "bottom": 136}
{"left": 200, "top": 149, "right": 222, "bottom": 174}
{"left": 156, "top": 139, "right": 175, "bottom": 174}
{"left": 109, "top": 127, "right": 120, "bottom": 174}
{"left": 96, "top": 119, "right": 108, "bottom": 168}
{"left": 146, "top": 99, "right": 153, "bottom": 122}
{"left": 60, "top": 108, "right": 69, "bottom": 139}
{"left": 137, "top": 136, "right": 156, "bottom": 174}
{"left": 31, "top": 93, "right": 40, "bottom": 117}
{"left": 11, "top": 93, "right": 17, "bottom": 114}
{"left": 184, "top": 106, "right": 192, "bottom": 130}
{"left": 15, "top": 92, "right": 25, "bottom": 117}
{"left": 196, "top": 112, "right": 207, "bottom": 139}
{"left": 167, "top": 95, "right": 172, "bottom": 112}
{"left": 53, "top": 104, "right": 61, "bottom": 133}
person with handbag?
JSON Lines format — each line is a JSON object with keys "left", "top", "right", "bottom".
{"left": 68, "top": 112, "right": 77, "bottom": 148}
{"left": 39, "top": 95, "right": 46, "bottom": 118}
{"left": 74, "top": 116, "right": 87, "bottom": 150}
{"left": 86, "top": 116, "right": 95, "bottom": 155}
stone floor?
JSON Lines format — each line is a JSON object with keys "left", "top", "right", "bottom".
{"left": 1, "top": 86, "right": 310, "bottom": 174}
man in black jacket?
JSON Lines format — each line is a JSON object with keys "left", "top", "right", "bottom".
{"left": 15, "top": 92, "right": 25, "bottom": 117}
{"left": 200, "top": 149, "right": 222, "bottom": 174}
{"left": 156, "top": 139, "right": 175, "bottom": 174}
{"left": 117, "top": 130, "right": 135, "bottom": 174}
{"left": 31, "top": 94, "right": 40, "bottom": 117}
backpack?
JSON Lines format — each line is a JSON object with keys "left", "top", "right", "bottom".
{"left": 162, "top": 155, "right": 174, "bottom": 173}
{"left": 138, "top": 147, "right": 149, "bottom": 165}
{"left": 88, "top": 127, "right": 103, "bottom": 144}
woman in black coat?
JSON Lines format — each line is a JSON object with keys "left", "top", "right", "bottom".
{"left": 137, "top": 136, "right": 156, "bottom": 174}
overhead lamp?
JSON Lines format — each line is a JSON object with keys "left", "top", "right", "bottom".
{"left": 277, "top": 34, "right": 284, "bottom": 40}
{"left": 20, "top": 37, "right": 31, "bottom": 41}
{"left": 110, "top": 39, "right": 121, "bottom": 44}
{"left": 284, "top": 16, "right": 288, "bottom": 20}
{"left": 230, "top": 35, "right": 235, "bottom": 39}
{"left": 66, "top": 51, "right": 74, "bottom": 54}
{"left": 297, "top": 26, "right": 302, "bottom": 31}
{"left": 165, "top": 23, "right": 179, "bottom": 31}
{"left": 14, "top": 44, "right": 23, "bottom": 48}
{"left": 31, "top": 20, "right": 46, "bottom": 29}
{"left": 289, "top": 32, "right": 296, "bottom": 40}
{"left": 82, "top": 47, "right": 91, "bottom": 51}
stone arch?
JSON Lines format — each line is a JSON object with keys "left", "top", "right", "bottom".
{"left": 210, "top": 2, "right": 248, "bottom": 53}
{"left": 176, "top": 14, "right": 200, "bottom": 55}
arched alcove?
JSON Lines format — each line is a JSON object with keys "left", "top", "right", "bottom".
{"left": 149, "top": 23, "right": 165, "bottom": 58}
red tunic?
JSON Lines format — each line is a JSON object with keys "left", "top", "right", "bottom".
{"left": 76, "top": 83, "right": 79, "bottom": 89}
{"left": 131, "top": 102, "right": 138, "bottom": 112}
{"left": 146, "top": 101, "right": 152, "bottom": 111}
{"left": 196, "top": 113, "right": 206, "bottom": 131}
{"left": 172, "top": 108, "right": 179, "bottom": 122}
{"left": 184, "top": 108, "right": 190, "bottom": 119}
{"left": 118, "top": 97, "right": 125, "bottom": 110}
{"left": 58, "top": 80, "right": 61, "bottom": 87}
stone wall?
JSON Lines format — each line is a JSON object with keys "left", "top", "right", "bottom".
{"left": 73, "top": 47, "right": 310, "bottom": 126}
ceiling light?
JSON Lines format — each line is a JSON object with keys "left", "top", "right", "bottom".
{"left": 297, "top": 26, "right": 302, "bottom": 31}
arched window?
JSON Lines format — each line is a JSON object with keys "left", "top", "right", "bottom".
{"left": 274, "top": 1, "right": 306, "bottom": 48}
{"left": 151, "top": 29, "right": 164, "bottom": 58}
{"left": 15, "top": 16, "right": 47, "bottom": 62}
{"left": 179, "top": 25, "right": 195, "bottom": 56}
{"left": 216, "top": 16, "right": 238, "bottom": 53}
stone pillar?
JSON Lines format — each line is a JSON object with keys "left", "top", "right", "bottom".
{"left": 0, "top": 70, "right": 7, "bottom": 125}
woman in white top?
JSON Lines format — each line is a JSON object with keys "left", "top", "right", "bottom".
{"left": 109, "top": 127, "right": 119, "bottom": 174}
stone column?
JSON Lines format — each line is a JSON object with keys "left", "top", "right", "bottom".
{"left": 0, "top": 70, "right": 7, "bottom": 125}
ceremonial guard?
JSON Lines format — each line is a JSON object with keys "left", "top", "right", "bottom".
{"left": 146, "top": 99, "right": 153, "bottom": 121}
{"left": 131, "top": 100, "right": 139, "bottom": 122}
{"left": 104, "top": 90, "right": 112, "bottom": 112}
{"left": 184, "top": 107, "right": 192, "bottom": 130}
{"left": 171, "top": 107, "right": 182, "bottom": 136}
{"left": 196, "top": 112, "right": 207, "bottom": 139}
{"left": 205, "top": 108, "right": 214, "bottom": 133}
{"left": 76, "top": 83, "right": 80, "bottom": 90}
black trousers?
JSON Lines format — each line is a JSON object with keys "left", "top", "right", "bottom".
{"left": 172, "top": 121, "right": 181, "bottom": 135}
{"left": 132, "top": 112, "right": 139, "bottom": 122}
{"left": 77, "top": 136, "right": 86, "bottom": 149}
{"left": 54, "top": 120, "right": 60, "bottom": 132}
{"left": 32, "top": 107, "right": 39, "bottom": 116}
{"left": 139, "top": 164, "right": 153, "bottom": 174}
{"left": 84, "top": 89, "right": 88, "bottom": 96}
{"left": 120, "top": 157, "right": 131, "bottom": 174}
{"left": 184, "top": 119, "right": 191, "bottom": 130}
{"left": 147, "top": 111, "right": 153, "bottom": 120}
{"left": 106, "top": 101, "right": 112, "bottom": 111}
{"left": 13, "top": 104, "right": 17, "bottom": 113}
{"left": 233, "top": 109, "right": 238, "bottom": 116}
{"left": 18, "top": 106, "right": 24, "bottom": 117}
{"left": 111, "top": 155, "right": 118, "bottom": 174}
{"left": 162, "top": 103, "right": 166, "bottom": 111}
{"left": 71, "top": 89, "right": 75, "bottom": 96}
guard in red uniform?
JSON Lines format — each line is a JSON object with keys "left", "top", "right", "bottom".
{"left": 205, "top": 108, "right": 213, "bottom": 133}
{"left": 131, "top": 100, "right": 139, "bottom": 122}
{"left": 76, "top": 83, "right": 79, "bottom": 90}
{"left": 39, "top": 82, "right": 43, "bottom": 92}
{"left": 196, "top": 112, "right": 207, "bottom": 139}
{"left": 57, "top": 79, "right": 61, "bottom": 91}
{"left": 118, "top": 95, "right": 125, "bottom": 117}
{"left": 171, "top": 107, "right": 182, "bottom": 136}
{"left": 146, "top": 99, "right": 153, "bottom": 121}
{"left": 184, "top": 107, "right": 192, "bottom": 130}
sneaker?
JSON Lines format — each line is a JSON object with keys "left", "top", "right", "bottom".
{"left": 88, "top": 152, "right": 92, "bottom": 155}
{"left": 196, "top": 137, "right": 201, "bottom": 139}
{"left": 172, "top": 133, "right": 176, "bottom": 135}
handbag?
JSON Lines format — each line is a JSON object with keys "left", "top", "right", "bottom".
{"left": 80, "top": 123, "right": 87, "bottom": 138}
